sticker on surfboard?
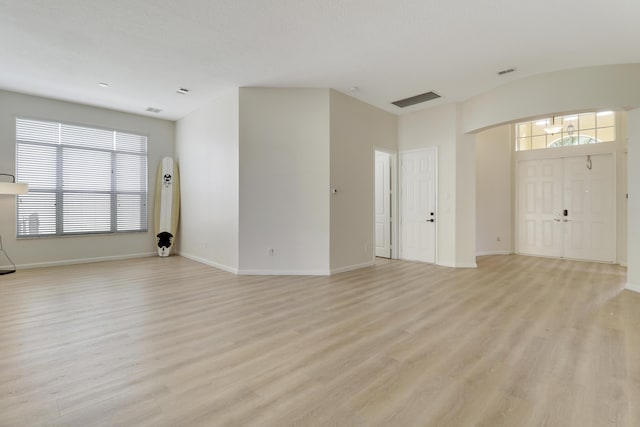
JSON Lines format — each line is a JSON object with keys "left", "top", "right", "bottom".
{"left": 154, "top": 157, "right": 180, "bottom": 256}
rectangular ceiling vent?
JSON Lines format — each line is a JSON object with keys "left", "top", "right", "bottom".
{"left": 497, "top": 68, "right": 516, "bottom": 76}
{"left": 146, "top": 107, "right": 163, "bottom": 113}
{"left": 392, "top": 91, "right": 441, "bottom": 108}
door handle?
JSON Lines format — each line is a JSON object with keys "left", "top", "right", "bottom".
{"left": 553, "top": 218, "right": 561, "bottom": 222}
{"left": 427, "top": 219, "right": 435, "bottom": 222}
{"left": 563, "top": 219, "right": 572, "bottom": 222}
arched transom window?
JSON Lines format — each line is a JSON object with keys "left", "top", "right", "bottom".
{"left": 516, "top": 111, "right": 616, "bottom": 151}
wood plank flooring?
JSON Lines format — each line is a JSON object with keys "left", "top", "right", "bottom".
{"left": 0, "top": 255, "right": 636, "bottom": 426}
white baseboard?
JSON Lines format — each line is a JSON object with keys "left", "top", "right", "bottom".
{"left": 626, "top": 283, "right": 640, "bottom": 294}
{"left": 17, "top": 252, "right": 156, "bottom": 270}
{"left": 179, "top": 252, "right": 239, "bottom": 274}
{"left": 476, "top": 250, "right": 513, "bottom": 256}
{"left": 237, "top": 269, "right": 331, "bottom": 276}
{"left": 180, "top": 252, "right": 352, "bottom": 276}
{"left": 436, "top": 260, "right": 477, "bottom": 268}
{"left": 436, "top": 261, "right": 455, "bottom": 267}
{"left": 331, "top": 260, "right": 375, "bottom": 275}
{"left": 455, "top": 262, "right": 478, "bottom": 268}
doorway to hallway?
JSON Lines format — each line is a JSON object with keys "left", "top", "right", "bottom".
{"left": 374, "top": 151, "right": 392, "bottom": 258}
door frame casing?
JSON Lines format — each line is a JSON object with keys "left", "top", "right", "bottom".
{"left": 515, "top": 142, "right": 617, "bottom": 261}
{"left": 398, "top": 147, "right": 439, "bottom": 264}
{"left": 373, "top": 147, "right": 399, "bottom": 259}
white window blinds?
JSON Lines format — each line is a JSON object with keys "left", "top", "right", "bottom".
{"left": 15, "top": 118, "right": 148, "bottom": 237}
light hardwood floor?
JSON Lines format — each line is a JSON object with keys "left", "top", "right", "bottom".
{"left": 0, "top": 255, "right": 637, "bottom": 426}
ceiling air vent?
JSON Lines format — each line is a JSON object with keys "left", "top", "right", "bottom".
{"left": 146, "top": 107, "right": 163, "bottom": 113}
{"left": 392, "top": 91, "right": 441, "bottom": 108}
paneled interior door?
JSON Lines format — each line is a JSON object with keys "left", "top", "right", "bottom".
{"left": 400, "top": 148, "right": 437, "bottom": 263}
{"left": 375, "top": 151, "right": 391, "bottom": 258}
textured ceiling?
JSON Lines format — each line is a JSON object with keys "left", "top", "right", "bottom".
{"left": 1, "top": 0, "right": 638, "bottom": 120}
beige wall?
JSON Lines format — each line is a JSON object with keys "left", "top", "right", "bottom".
{"left": 175, "top": 88, "right": 239, "bottom": 272}
{"left": 0, "top": 89, "right": 174, "bottom": 268}
{"left": 618, "top": 113, "right": 628, "bottom": 266}
{"left": 464, "top": 64, "right": 640, "bottom": 281}
{"left": 239, "top": 88, "right": 331, "bottom": 274}
{"left": 398, "top": 104, "right": 457, "bottom": 266}
{"left": 329, "top": 90, "right": 397, "bottom": 272}
{"left": 455, "top": 107, "right": 477, "bottom": 267}
{"left": 175, "top": 87, "right": 397, "bottom": 275}
{"left": 398, "top": 103, "right": 478, "bottom": 267}
{"left": 463, "top": 64, "right": 640, "bottom": 133}
{"left": 475, "top": 125, "right": 512, "bottom": 255}
{"left": 626, "top": 108, "right": 640, "bottom": 291}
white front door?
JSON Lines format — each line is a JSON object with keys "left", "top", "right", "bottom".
{"left": 563, "top": 154, "right": 616, "bottom": 262}
{"left": 517, "top": 153, "right": 616, "bottom": 262}
{"left": 517, "top": 158, "right": 564, "bottom": 257}
{"left": 375, "top": 151, "right": 391, "bottom": 258}
{"left": 400, "top": 148, "right": 437, "bottom": 263}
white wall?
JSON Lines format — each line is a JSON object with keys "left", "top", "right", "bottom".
{"left": 0, "top": 89, "right": 174, "bottom": 268}
{"left": 175, "top": 89, "right": 239, "bottom": 272}
{"left": 617, "top": 113, "right": 628, "bottom": 266}
{"left": 398, "top": 104, "right": 458, "bottom": 266}
{"left": 329, "top": 90, "right": 397, "bottom": 272}
{"left": 475, "top": 125, "right": 512, "bottom": 255}
{"left": 463, "top": 64, "right": 640, "bottom": 133}
{"left": 455, "top": 106, "right": 477, "bottom": 267}
{"left": 238, "top": 88, "right": 330, "bottom": 274}
{"left": 466, "top": 64, "right": 635, "bottom": 267}
{"left": 627, "top": 108, "right": 640, "bottom": 291}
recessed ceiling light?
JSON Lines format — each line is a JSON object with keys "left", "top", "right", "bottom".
{"left": 98, "top": 82, "right": 109, "bottom": 87}
{"left": 176, "top": 88, "right": 190, "bottom": 95}
{"left": 497, "top": 68, "right": 516, "bottom": 76}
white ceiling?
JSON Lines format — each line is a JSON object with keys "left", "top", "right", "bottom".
{"left": 1, "top": 0, "right": 638, "bottom": 121}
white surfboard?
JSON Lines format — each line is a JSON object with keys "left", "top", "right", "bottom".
{"left": 154, "top": 157, "right": 180, "bottom": 256}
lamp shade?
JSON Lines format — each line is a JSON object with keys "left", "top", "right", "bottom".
{"left": 0, "top": 181, "right": 29, "bottom": 195}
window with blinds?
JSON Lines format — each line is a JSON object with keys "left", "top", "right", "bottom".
{"left": 15, "top": 118, "right": 148, "bottom": 237}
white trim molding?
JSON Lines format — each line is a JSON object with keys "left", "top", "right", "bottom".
{"left": 179, "top": 252, "right": 239, "bottom": 274}
{"left": 625, "top": 283, "right": 640, "bottom": 294}
{"left": 238, "top": 269, "right": 331, "bottom": 276}
{"left": 331, "top": 260, "right": 376, "bottom": 275}
{"left": 18, "top": 252, "right": 156, "bottom": 270}
{"left": 476, "top": 251, "right": 513, "bottom": 257}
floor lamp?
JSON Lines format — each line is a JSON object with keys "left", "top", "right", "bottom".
{"left": 0, "top": 173, "right": 29, "bottom": 275}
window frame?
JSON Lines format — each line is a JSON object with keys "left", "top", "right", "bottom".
{"left": 515, "top": 111, "right": 616, "bottom": 152}
{"left": 15, "top": 117, "right": 149, "bottom": 238}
